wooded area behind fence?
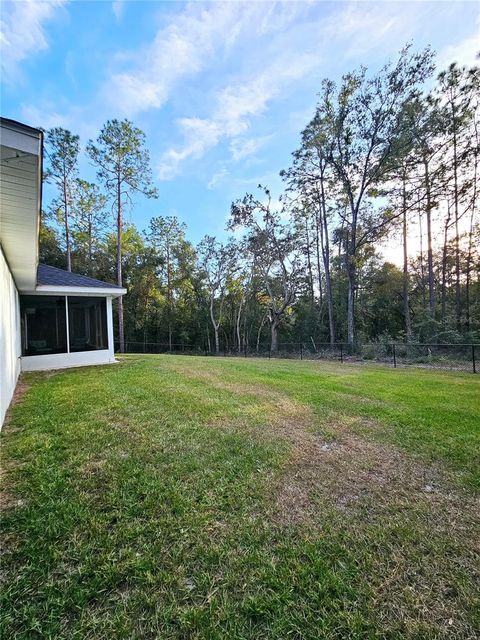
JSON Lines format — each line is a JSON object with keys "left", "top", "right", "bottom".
{"left": 116, "top": 341, "right": 478, "bottom": 373}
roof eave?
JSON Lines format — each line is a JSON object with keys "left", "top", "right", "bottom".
{"left": 23, "top": 285, "right": 127, "bottom": 298}
{"left": 0, "top": 121, "right": 42, "bottom": 290}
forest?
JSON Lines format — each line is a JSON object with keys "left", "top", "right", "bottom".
{"left": 39, "top": 46, "right": 480, "bottom": 353}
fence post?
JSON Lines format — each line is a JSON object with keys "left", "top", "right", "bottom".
{"left": 473, "top": 344, "right": 476, "bottom": 374}
{"left": 393, "top": 343, "right": 397, "bottom": 368}
{"left": 340, "top": 344, "right": 343, "bottom": 363}
{"left": 268, "top": 346, "right": 271, "bottom": 360}
{"left": 300, "top": 343, "right": 303, "bottom": 360}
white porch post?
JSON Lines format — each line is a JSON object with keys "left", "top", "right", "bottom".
{"left": 65, "top": 296, "right": 70, "bottom": 353}
{"left": 106, "top": 296, "right": 115, "bottom": 359}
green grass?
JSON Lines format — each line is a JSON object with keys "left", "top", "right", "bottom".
{"left": 1, "top": 355, "right": 479, "bottom": 639}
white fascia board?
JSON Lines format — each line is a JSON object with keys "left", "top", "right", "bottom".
{"left": 0, "top": 123, "right": 42, "bottom": 156}
{"left": 22, "top": 285, "right": 127, "bottom": 297}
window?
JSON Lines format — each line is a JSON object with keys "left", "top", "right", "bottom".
{"left": 68, "top": 297, "right": 107, "bottom": 352}
{"left": 20, "top": 295, "right": 109, "bottom": 356}
{"left": 20, "top": 296, "right": 67, "bottom": 356}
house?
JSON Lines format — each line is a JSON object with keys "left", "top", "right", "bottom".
{"left": 0, "top": 118, "right": 126, "bottom": 426}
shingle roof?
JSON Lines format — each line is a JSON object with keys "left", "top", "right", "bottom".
{"left": 37, "top": 263, "right": 124, "bottom": 289}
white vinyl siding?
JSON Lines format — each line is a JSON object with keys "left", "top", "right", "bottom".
{"left": 0, "top": 246, "right": 21, "bottom": 426}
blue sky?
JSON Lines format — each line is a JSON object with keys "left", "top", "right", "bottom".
{"left": 1, "top": 0, "right": 479, "bottom": 252}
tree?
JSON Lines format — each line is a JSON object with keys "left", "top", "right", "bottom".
{"left": 87, "top": 120, "right": 158, "bottom": 352}
{"left": 39, "top": 218, "right": 66, "bottom": 269}
{"left": 197, "top": 236, "right": 237, "bottom": 354}
{"left": 230, "top": 188, "right": 302, "bottom": 352}
{"left": 436, "top": 62, "right": 480, "bottom": 327}
{"left": 37, "top": 47, "right": 480, "bottom": 353}
{"left": 316, "top": 46, "right": 435, "bottom": 345}
{"left": 72, "top": 179, "right": 108, "bottom": 274}
{"left": 282, "top": 113, "right": 338, "bottom": 345}
{"left": 44, "top": 128, "right": 80, "bottom": 272}
{"left": 406, "top": 95, "right": 448, "bottom": 322}
{"left": 465, "top": 109, "right": 480, "bottom": 329}
{"left": 147, "top": 216, "right": 189, "bottom": 351}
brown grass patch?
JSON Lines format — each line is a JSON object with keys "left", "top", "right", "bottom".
{"left": 170, "top": 359, "right": 479, "bottom": 530}
{"left": 1, "top": 378, "right": 34, "bottom": 514}
{"left": 274, "top": 429, "right": 476, "bottom": 525}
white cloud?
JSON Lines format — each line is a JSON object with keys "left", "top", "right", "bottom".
{"left": 321, "top": 1, "right": 419, "bottom": 61}
{"left": 437, "top": 21, "right": 480, "bottom": 69}
{"left": 230, "top": 138, "right": 263, "bottom": 162}
{"left": 0, "top": 0, "right": 66, "bottom": 82}
{"left": 159, "top": 117, "right": 221, "bottom": 180}
{"left": 158, "top": 51, "right": 317, "bottom": 179}
{"left": 20, "top": 103, "right": 69, "bottom": 130}
{"left": 104, "top": 1, "right": 308, "bottom": 116}
{"left": 207, "top": 167, "right": 228, "bottom": 190}
{"left": 20, "top": 101, "right": 97, "bottom": 140}
{"left": 155, "top": 0, "right": 431, "bottom": 180}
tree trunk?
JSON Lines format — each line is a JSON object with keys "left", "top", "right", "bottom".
{"left": 402, "top": 174, "right": 412, "bottom": 340}
{"left": 270, "top": 320, "right": 279, "bottom": 353}
{"left": 236, "top": 297, "right": 244, "bottom": 353}
{"left": 465, "top": 201, "right": 476, "bottom": 330}
{"left": 345, "top": 195, "right": 358, "bottom": 349}
{"left": 209, "top": 295, "right": 220, "bottom": 354}
{"left": 304, "top": 216, "right": 315, "bottom": 307}
{"left": 214, "top": 326, "right": 220, "bottom": 354}
{"left": 88, "top": 218, "right": 92, "bottom": 272}
{"left": 318, "top": 177, "right": 335, "bottom": 345}
{"left": 441, "top": 203, "right": 451, "bottom": 325}
{"left": 206, "top": 330, "right": 211, "bottom": 354}
{"left": 452, "top": 106, "right": 461, "bottom": 328}
{"left": 313, "top": 204, "right": 323, "bottom": 308}
{"left": 64, "top": 180, "right": 72, "bottom": 272}
{"left": 424, "top": 158, "right": 435, "bottom": 318}
{"left": 143, "top": 299, "right": 148, "bottom": 352}
{"left": 418, "top": 209, "right": 427, "bottom": 309}
{"left": 454, "top": 212, "right": 461, "bottom": 328}
{"left": 116, "top": 177, "right": 125, "bottom": 353}
{"left": 466, "top": 120, "right": 479, "bottom": 329}
{"left": 166, "top": 244, "right": 173, "bottom": 351}
{"left": 256, "top": 311, "right": 268, "bottom": 353}
{"left": 347, "top": 265, "right": 355, "bottom": 347}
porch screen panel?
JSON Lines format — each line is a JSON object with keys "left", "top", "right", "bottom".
{"left": 20, "top": 296, "right": 67, "bottom": 356}
{"left": 68, "top": 297, "right": 107, "bottom": 352}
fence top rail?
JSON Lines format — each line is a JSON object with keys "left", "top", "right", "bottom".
{"left": 122, "top": 341, "right": 479, "bottom": 348}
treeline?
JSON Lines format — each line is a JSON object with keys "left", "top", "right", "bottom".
{"left": 40, "top": 46, "right": 480, "bottom": 352}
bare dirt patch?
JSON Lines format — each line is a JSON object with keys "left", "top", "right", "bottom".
{"left": 1, "top": 379, "right": 31, "bottom": 431}
{"left": 0, "top": 490, "right": 26, "bottom": 511}
{"left": 1, "top": 378, "right": 34, "bottom": 514}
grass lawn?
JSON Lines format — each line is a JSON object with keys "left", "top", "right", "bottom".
{"left": 1, "top": 355, "right": 479, "bottom": 639}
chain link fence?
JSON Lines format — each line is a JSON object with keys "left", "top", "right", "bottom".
{"left": 116, "top": 340, "right": 478, "bottom": 373}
